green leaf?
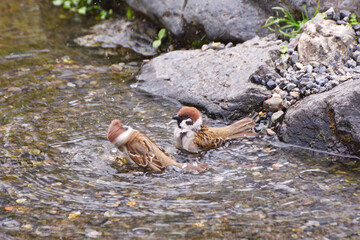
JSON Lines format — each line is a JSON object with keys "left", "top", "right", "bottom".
{"left": 100, "top": 10, "right": 107, "bottom": 20}
{"left": 78, "top": 6, "right": 86, "bottom": 15}
{"left": 63, "top": 0, "right": 71, "bottom": 9}
{"left": 126, "top": 6, "right": 134, "bottom": 19}
{"left": 158, "top": 28, "right": 167, "bottom": 39}
{"left": 108, "top": 9, "right": 113, "bottom": 15}
{"left": 279, "top": 44, "right": 288, "bottom": 54}
{"left": 52, "top": 0, "right": 64, "bottom": 7}
{"left": 152, "top": 39, "right": 161, "bottom": 49}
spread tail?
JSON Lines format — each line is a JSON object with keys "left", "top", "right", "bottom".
{"left": 227, "top": 117, "right": 258, "bottom": 139}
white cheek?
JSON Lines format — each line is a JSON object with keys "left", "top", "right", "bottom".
{"left": 180, "top": 120, "right": 189, "bottom": 129}
{"left": 192, "top": 118, "right": 202, "bottom": 131}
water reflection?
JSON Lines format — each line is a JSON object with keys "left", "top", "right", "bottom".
{"left": 0, "top": 0, "right": 359, "bottom": 239}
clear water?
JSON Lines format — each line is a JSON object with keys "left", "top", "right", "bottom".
{"left": 0, "top": 1, "right": 359, "bottom": 239}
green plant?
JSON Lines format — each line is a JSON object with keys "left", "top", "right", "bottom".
{"left": 349, "top": 13, "right": 359, "bottom": 26}
{"left": 52, "top": 0, "right": 113, "bottom": 20}
{"left": 152, "top": 28, "right": 167, "bottom": 49}
{"left": 263, "top": 1, "right": 320, "bottom": 38}
{"left": 279, "top": 44, "right": 288, "bottom": 58}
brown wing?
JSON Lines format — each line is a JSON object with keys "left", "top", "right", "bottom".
{"left": 194, "top": 127, "right": 226, "bottom": 150}
{"left": 125, "top": 134, "right": 166, "bottom": 172}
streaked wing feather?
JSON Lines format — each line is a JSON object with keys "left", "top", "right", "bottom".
{"left": 194, "top": 127, "right": 225, "bottom": 150}
{"left": 126, "top": 135, "right": 165, "bottom": 171}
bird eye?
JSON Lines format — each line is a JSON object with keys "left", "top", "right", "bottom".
{"left": 185, "top": 119, "right": 193, "bottom": 125}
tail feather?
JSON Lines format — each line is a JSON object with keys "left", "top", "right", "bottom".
{"left": 184, "top": 163, "right": 209, "bottom": 172}
{"left": 227, "top": 117, "right": 258, "bottom": 139}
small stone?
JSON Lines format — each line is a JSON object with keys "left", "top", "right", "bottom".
{"left": 16, "top": 198, "right": 27, "bottom": 204}
{"left": 201, "top": 44, "right": 210, "bottom": 51}
{"left": 274, "top": 184, "right": 296, "bottom": 194}
{"left": 286, "top": 82, "right": 297, "bottom": 91}
{"left": 352, "top": 24, "right": 360, "bottom": 31}
{"left": 210, "top": 42, "right": 223, "bottom": 50}
{"left": 356, "top": 55, "right": 360, "bottom": 65}
{"left": 110, "top": 64, "right": 123, "bottom": 72}
{"left": 266, "top": 80, "right": 276, "bottom": 90}
{"left": 353, "top": 24, "right": 360, "bottom": 31}
{"left": 304, "top": 64, "right": 313, "bottom": 74}
{"left": 306, "top": 83, "right": 317, "bottom": 89}
{"left": 85, "top": 229, "right": 102, "bottom": 238}
{"left": 272, "top": 163, "right": 283, "bottom": 170}
{"left": 301, "top": 220, "right": 320, "bottom": 229}
{"left": 346, "top": 59, "right": 357, "bottom": 68}
{"left": 271, "top": 110, "right": 284, "bottom": 123}
{"left": 324, "top": 7, "right": 335, "bottom": 19}
{"left": 328, "top": 80, "right": 339, "bottom": 87}
{"left": 7, "top": 87, "right": 22, "bottom": 93}
{"left": 266, "top": 128, "right": 276, "bottom": 136}
{"left": 225, "top": 42, "right": 233, "bottom": 48}
{"left": 250, "top": 75, "right": 262, "bottom": 85}
{"left": 339, "top": 10, "right": 351, "bottom": 19}
{"left": 289, "top": 91, "right": 300, "bottom": 99}
{"left": 263, "top": 97, "right": 283, "bottom": 112}
{"left": 290, "top": 51, "right": 299, "bottom": 64}
{"left": 67, "top": 82, "right": 76, "bottom": 88}
{"left": 354, "top": 51, "right": 360, "bottom": 59}
{"left": 336, "top": 20, "right": 348, "bottom": 25}
{"left": 315, "top": 76, "right": 328, "bottom": 86}
{"left": 295, "top": 62, "right": 304, "bottom": 70}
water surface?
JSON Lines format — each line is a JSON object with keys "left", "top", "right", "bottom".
{"left": 0, "top": 1, "right": 359, "bottom": 239}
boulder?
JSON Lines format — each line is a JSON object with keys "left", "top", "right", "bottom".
{"left": 297, "top": 15, "right": 356, "bottom": 65}
{"left": 74, "top": 19, "right": 157, "bottom": 56}
{"left": 125, "top": 0, "right": 360, "bottom": 43}
{"left": 279, "top": 79, "right": 360, "bottom": 157}
{"left": 125, "top": 0, "right": 283, "bottom": 42}
{"left": 134, "top": 36, "right": 280, "bottom": 119}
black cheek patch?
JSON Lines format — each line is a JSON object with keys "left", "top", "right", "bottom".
{"left": 186, "top": 119, "right": 193, "bottom": 125}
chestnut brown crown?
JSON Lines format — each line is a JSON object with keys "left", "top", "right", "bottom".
{"left": 177, "top": 106, "right": 202, "bottom": 122}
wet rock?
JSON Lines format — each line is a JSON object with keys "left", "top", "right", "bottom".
{"left": 135, "top": 36, "right": 277, "bottom": 119}
{"left": 271, "top": 110, "right": 284, "bottom": 124}
{"left": 266, "top": 128, "right": 276, "bottom": 136}
{"left": 201, "top": 44, "right": 210, "bottom": 51}
{"left": 7, "top": 87, "right": 22, "bottom": 93}
{"left": 126, "top": 0, "right": 285, "bottom": 42}
{"left": 273, "top": 184, "right": 297, "bottom": 194}
{"left": 279, "top": 79, "right": 360, "bottom": 156}
{"left": 263, "top": 95, "right": 283, "bottom": 112}
{"left": 74, "top": 19, "right": 157, "bottom": 56}
{"left": 297, "top": 15, "right": 356, "bottom": 65}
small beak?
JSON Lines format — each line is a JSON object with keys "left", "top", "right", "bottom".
{"left": 172, "top": 116, "right": 181, "bottom": 121}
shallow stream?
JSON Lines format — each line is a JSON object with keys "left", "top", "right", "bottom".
{"left": 0, "top": 1, "right": 359, "bottom": 239}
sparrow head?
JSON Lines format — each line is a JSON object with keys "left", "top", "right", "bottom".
{"left": 107, "top": 119, "right": 133, "bottom": 147}
{"left": 172, "top": 106, "right": 203, "bottom": 131}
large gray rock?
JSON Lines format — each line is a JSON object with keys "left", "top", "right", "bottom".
{"left": 297, "top": 15, "right": 355, "bottom": 65}
{"left": 135, "top": 36, "right": 280, "bottom": 119}
{"left": 279, "top": 79, "right": 360, "bottom": 157}
{"left": 74, "top": 19, "right": 157, "bottom": 56}
{"left": 125, "top": 0, "right": 360, "bottom": 43}
{"left": 126, "top": 0, "right": 282, "bottom": 42}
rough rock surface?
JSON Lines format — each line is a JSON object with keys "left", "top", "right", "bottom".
{"left": 125, "top": 0, "right": 360, "bottom": 43}
{"left": 126, "top": 0, "right": 282, "bottom": 42}
{"left": 279, "top": 79, "right": 360, "bottom": 157}
{"left": 135, "top": 37, "right": 280, "bottom": 119}
{"left": 297, "top": 15, "right": 355, "bottom": 65}
{"left": 74, "top": 19, "right": 157, "bottom": 56}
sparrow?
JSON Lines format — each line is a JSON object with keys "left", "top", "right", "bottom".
{"left": 107, "top": 119, "right": 208, "bottom": 172}
{"left": 172, "top": 106, "right": 258, "bottom": 153}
